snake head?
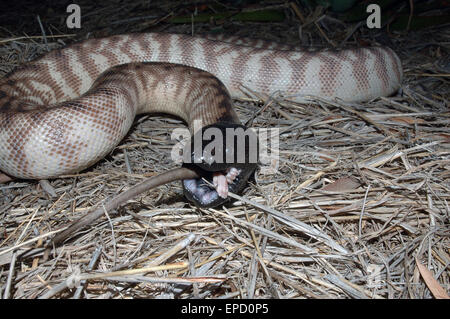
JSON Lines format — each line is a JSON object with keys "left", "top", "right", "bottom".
{"left": 182, "top": 122, "right": 258, "bottom": 208}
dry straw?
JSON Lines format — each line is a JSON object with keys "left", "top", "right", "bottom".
{"left": 0, "top": 1, "right": 448, "bottom": 299}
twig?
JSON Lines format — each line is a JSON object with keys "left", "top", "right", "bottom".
{"left": 73, "top": 245, "right": 103, "bottom": 299}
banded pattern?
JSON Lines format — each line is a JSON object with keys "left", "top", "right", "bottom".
{"left": 0, "top": 32, "right": 402, "bottom": 180}
{"left": 0, "top": 63, "right": 238, "bottom": 179}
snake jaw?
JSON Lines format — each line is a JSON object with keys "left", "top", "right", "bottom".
{"left": 182, "top": 122, "right": 258, "bottom": 208}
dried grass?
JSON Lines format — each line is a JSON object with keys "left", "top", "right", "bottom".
{"left": 0, "top": 1, "right": 448, "bottom": 299}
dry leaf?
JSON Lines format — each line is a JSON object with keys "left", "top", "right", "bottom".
{"left": 415, "top": 258, "right": 450, "bottom": 299}
{"left": 321, "top": 177, "right": 361, "bottom": 192}
{"left": 390, "top": 117, "right": 426, "bottom": 124}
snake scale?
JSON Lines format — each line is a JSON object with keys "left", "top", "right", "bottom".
{"left": 0, "top": 33, "right": 402, "bottom": 207}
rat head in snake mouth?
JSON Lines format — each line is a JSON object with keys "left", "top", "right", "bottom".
{"left": 182, "top": 122, "right": 258, "bottom": 207}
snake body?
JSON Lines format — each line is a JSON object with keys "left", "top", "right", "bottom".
{"left": 0, "top": 33, "right": 402, "bottom": 207}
